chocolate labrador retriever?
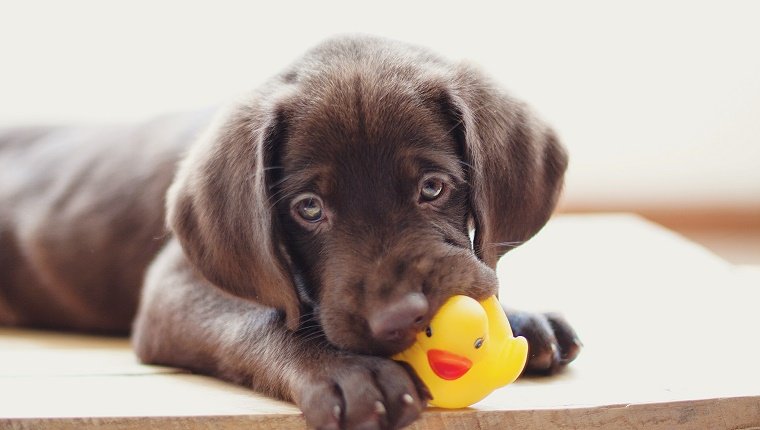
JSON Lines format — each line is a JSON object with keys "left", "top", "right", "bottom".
{"left": 0, "top": 35, "right": 580, "bottom": 429}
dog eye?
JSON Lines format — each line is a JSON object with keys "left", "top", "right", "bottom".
{"left": 293, "top": 195, "right": 324, "bottom": 222}
{"left": 419, "top": 178, "right": 444, "bottom": 201}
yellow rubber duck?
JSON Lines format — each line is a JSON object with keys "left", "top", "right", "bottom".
{"left": 393, "top": 295, "right": 528, "bottom": 408}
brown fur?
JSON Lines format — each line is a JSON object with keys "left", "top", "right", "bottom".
{"left": 0, "top": 36, "right": 580, "bottom": 429}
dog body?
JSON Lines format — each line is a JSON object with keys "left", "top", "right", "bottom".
{"left": 0, "top": 36, "right": 580, "bottom": 429}
{"left": 0, "top": 113, "right": 212, "bottom": 331}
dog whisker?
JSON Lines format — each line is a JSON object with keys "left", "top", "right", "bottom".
{"left": 267, "top": 189, "right": 297, "bottom": 209}
{"left": 456, "top": 159, "right": 474, "bottom": 170}
{"left": 267, "top": 174, "right": 294, "bottom": 191}
{"left": 485, "top": 241, "right": 525, "bottom": 249}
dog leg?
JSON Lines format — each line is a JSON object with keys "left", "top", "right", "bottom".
{"left": 133, "top": 240, "right": 429, "bottom": 430}
{"left": 504, "top": 307, "right": 582, "bottom": 375}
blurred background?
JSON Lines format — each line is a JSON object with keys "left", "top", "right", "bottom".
{"left": 1, "top": 0, "right": 758, "bottom": 264}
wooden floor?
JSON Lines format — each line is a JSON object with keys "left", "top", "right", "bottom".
{"left": 1, "top": 214, "right": 759, "bottom": 429}
{"left": 678, "top": 228, "right": 760, "bottom": 266}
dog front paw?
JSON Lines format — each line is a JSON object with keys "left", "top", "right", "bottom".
{"left": 295, "top": 354, "right": 430, "bottom": 430}
{"left": 507, "top": 311, "right": 582, "bottom": 375}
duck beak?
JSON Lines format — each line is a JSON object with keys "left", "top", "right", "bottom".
{"left": 427, "top": 349, "right": 473, "bottom": 380}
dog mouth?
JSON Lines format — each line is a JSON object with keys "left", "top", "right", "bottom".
{"left": 369, "top": 331, "right": 420, "bottom": 357}
{"left": 316, "top": 310, "right": 422, "bottom": 356}
{"left": 331, "top": 335, "right": 419, "bottom": 357}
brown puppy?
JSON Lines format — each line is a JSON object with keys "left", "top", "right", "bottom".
{"left": 0, "top": 36, "right": 580, "bottom": 429}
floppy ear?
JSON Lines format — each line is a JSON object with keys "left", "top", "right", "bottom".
{"left": 442, "top": 65, "right": 568, "bottom": 268}
{"left": 166, "top": 92, "right": 301, "bottom": 329}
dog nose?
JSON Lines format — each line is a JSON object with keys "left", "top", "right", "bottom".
{"left": 368, "top": 292, "right": 429, "bottom": 342}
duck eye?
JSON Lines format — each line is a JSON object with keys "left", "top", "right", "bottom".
{"left": 419, "top": 178, "right": 444, "bottom": 202}
{"left": 293, "top": 195, "right": 324, "bottom": 223}
{"left": 425, "top": 326, "right": 432, "bottom": 337}
{"left": 474, "top": 337, "right": 484, "bottom": 349}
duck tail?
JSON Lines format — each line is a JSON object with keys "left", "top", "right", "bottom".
{"left": 494, "top": 336, "right": 529, "bottom": 387}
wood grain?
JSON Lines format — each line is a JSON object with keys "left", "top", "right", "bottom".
{"left": 3, "top": 397, "right": 760, "bottom": 430}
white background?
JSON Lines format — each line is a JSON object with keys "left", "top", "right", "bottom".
{"left": 1, "top": 0, "right": 758, "bottom": 208}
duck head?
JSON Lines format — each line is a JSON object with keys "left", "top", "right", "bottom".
{"left": 393, "top": 295, "right": 528, "bottom": 408}
{"left": 404, "top": 295, "right": 490, "bottom": 380}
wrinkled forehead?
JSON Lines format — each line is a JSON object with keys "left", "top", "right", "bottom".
{"left": 279, "top": 77, "right": 463, "bottom": 198}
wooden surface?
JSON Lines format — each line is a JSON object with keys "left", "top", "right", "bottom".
{"left": 1, "top": 214, "right": 759, "bottom": 429}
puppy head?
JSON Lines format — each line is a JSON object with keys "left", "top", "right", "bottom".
{"left": 167, "top": 37, "right": 567, "bottom": 355}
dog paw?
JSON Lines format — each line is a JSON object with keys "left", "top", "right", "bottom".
{"left": 507, "top": 311, "right": 582, "bottom": 375}
{"left": 296, "top": 354, "right": 430, "bottom": 430}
